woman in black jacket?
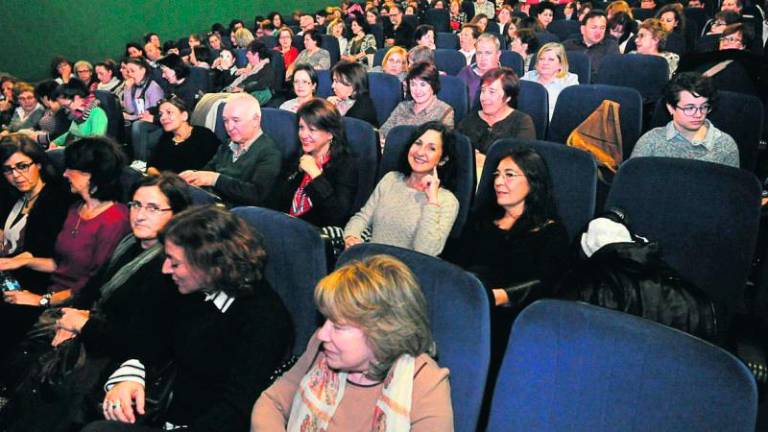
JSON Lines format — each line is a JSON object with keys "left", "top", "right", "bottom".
{"left": 267, "top": 98, "right": 359, "bottom": 228}
{"left": 326, "top": 60, "right": 379, "bottom": 127}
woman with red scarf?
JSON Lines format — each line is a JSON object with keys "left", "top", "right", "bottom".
{"left": 50, "top": 80, "right": 108, "bottom": 148}
{"left": 266, "top": 98, "right": 359, "bottom": 228}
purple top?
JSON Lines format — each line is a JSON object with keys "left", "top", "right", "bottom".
{"left": 123, "top": 79, "right": 165, "bottom": 118}
{"left": 49, "top": 203, "right": 130, "bottom": 294}
{"left": 457, "top": 65, "right": 482, "bottom": 109}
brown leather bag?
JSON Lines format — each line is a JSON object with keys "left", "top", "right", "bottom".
{"left": 566, "top": 100, "right": 623, "bottom": 173}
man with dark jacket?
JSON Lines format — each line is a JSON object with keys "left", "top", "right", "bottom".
{"left": 562, "top": 10, "right": 619, "bottom": 81}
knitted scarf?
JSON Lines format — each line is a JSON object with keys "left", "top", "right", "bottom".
{"left": 286, "top": 353, "right": 415, "bottom": 432}
{"left": 290, "top": 153, "right": 331, "bottom": 217}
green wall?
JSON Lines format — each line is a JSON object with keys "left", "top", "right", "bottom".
{"left": 0, "top": 0, "right": 328, "bottom": 82}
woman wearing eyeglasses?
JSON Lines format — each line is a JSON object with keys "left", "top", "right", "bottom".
{"left": 0, "top": 173, "right": 192, "bottom": 432}
{"left": 147, "top": 97, "right": 221, "bottom": 176}
{"left": 0, "top": 134, "right": 71, "bottom": 353}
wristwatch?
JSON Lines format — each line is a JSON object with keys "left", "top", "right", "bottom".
{"left": 39, "top": 293, "right": 52, "bottom": 308}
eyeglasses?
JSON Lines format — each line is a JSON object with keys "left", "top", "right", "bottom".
{"left": 127, "top": 201, "right": 172, "bottom": 215}
{"left": 676, "top": 104, "right": 712, "bottom": 116}
{"left": 1, "top": 162, "right": 33, "bottom": 175}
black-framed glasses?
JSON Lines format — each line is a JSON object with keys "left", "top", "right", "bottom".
{"left": 675, "top": 104, "right": 711, "bottom": 116}
{"left": 1, "top": 162, "right": 33, "bottom": 175}
{"left": 127, "top": 201, "right": 173, "bottom": 215}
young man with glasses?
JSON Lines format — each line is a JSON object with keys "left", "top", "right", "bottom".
{"left": 630, "top": 72, "right": 739, "bottom": 168}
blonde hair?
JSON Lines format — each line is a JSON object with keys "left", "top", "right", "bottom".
{"left": 382, "top": 46, "right": 409, "bottom": 70}
{"left": 536, "top": 42, "right": 570, "bottom": 78}
{"left": 639, "top": 18, "right": 669, "bottom": 45}
{"left": 327, "top": 18, "right": 346, "bottom": 35}
{"left": 315, "top": 255, "right": 435, "bottom": 381}
{"left": 234, "top": 27, "right": 255, "bottom": 48}
{"left": 606, "top": 0, "right": 633, "bottom": 19}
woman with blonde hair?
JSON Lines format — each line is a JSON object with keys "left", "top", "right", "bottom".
{"left": 629, "top": 18, "right": 679, "bottom": 78}
{"left": 232, "top": 27, "right": 255, "bottom": 48}
{"left": 374, "top": 45, "right": 409, "bottom": 81}
{"left": 327, "top": 18, "right": 349, "bottom": 57}
{"left": 252, "top": 254, "right": 453, "bottom": 431}
{"left": 521, "top": 43, "right": 579, "bottom": 119}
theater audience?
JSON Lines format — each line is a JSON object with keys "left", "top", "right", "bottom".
{"left": 562, "top": 10, "right": 619, "bottom": 81}
{"left": 290, "top": 30, "right": 332, "bottom": 79}
{"left": 253, "top": 254, "right": 453, "bottom": 431}
{"left": 124, "top": 42, "right": 144, "bottom": 59}
{"left": 74, "top": 60, "right": 97, "bottom": 91}
{"left": 470, "top": 13, "right": 491, "bottom": 33}
{"left": 211, "top": 48, "right": 239, "bottom": 91}
{"left": 275, "top": 27, "right": 300, "bottom": 72}
{"left": 384, "top": 4, "right": 415, "bottom": 48}
{"left": 458, "top": 24, "right": 480, "bottom": 65}
{"left": 374, "top": 45, "right": 409, "bottom": 80}
{"left": 0, "top": 134, "right": 70, "bottom": 355}
{"left": 0, "top": 173, "right": 191, "bottom": 432}
{"left": 52, "top": 79, "right": 109, "bottom": 147}
{"left": 522, "top": 43, "right": 580, "bottom": 119}
{"left": 4, "top": 82, "right": 44, "bottom": 133}
{"left": 630, "top": 72, "right": 739, "bottom": 168}
{"left": 232, "top": 27, "right": 256, "bottom": 48}
{"left": 0, "top": 76, "right": 17, "bottom": 127}
{"left": 345, "top": 121, "right": 459, "bottom": 256}
{"left": 19, "top": 80, "right": 71, "bottom": 146}
{"left": 458, "top": 33, "right": 502, "bottom": 108}
{"left": 223, "top": 40, "right": 275, "bottom": 104}
{"left": 147, "top": 97, "right": 221, "bottom": 176}
{"left": 380, "top": 62, "right": 454, "bottom": 145}
{"left": 122, "top": 57, "right": 164, "bottom": 124}
{"left": 157, "top": 54, "right": 200, "bottom": 111}
{"left": 180, "top": 93, "right": 281, "bottom": 206}
{"left": 414, "top": 24, "right": 437, "bottom": 49}
{"left": 534, "top": 3, "right": 556, "bottom": 31}
{"left": 267, "top": 99, "right": 359, "bottom": 227}
{"left": 328, "top": 18, "right": 349, "bottom": 56}
{"left": 449, "top": 0, "right": 468, "bottom": 31}
{"left": 94, "top": 61, "right": 123, "bottom": 97}
{"left": 82, "top": 206, "right": 293, "bottom": 432}
{"left": 608, "top": 12, "right": 636, "bottom": 53}
{"left": 629, "top": 19, "right": 680, "bottom": 78}
{"left": 343, "top": 14, "right": 378, "bottom": 68}
{"left": 279, "top": 64, "right": 318, "bottom": 113}
{"left": 327, "top": 61, "right": 379, "bottom": 126}
{"left": 508, "top": 29, "right": 540, "bottom": 71}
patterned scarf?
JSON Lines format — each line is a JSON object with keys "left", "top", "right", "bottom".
{"left": 70, "top": 94, "right": 99, "bottom": 123}
{"left": 286, "top": 353, "right": 415, "bottom": 432}
{"left": 290, "top": 153, "right": 331, "bottom": 217}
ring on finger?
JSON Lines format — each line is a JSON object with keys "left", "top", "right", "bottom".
{"left": 111, "top": 400, "right": 121, "bottom": 410}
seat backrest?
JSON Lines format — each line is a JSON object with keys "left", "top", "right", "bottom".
{"left": 372, "top": 47, "right": 389, "bottom": 67}
{"left": 342, "top": 117, "right": 379, "bottom": 213}
{"left": 437, "top": 75, "right": 469, "bottom": 124}
{"left": 548, "top": 19, "right": 581, "bottom": 42}
{"left": 234, "top": 48, "right": 248, "bottom": 68}
{"left": 370, "top": 23, "right": 384, "bottom": 49}
{"left": 368, "top": 72, "right": 403, "bottom": 126}
{"left": 436, "top": 31, "right": 459, "bottom": 49}
{"left": 425, "top": 8, "right": 451, "bottom": 33}
{"left": 518, "top": 80, "right": 549, "bottom": 140}
{"left": 649, "top": 91, "right": 764, "bottom": 172}
{"left": 606, "top": 157, "right": 761, "bottom": 312}
{"left": 316, "top": 69, "right": 333, "bottom": 98}
{"left": 476, "top": 139, "right": 597, "bottom": 240}
{"left": 499, "top": 50, "right": 524, "bottom": 77}
{"left": 292, "top": 34, "right": 305, "bottom": 51}
{"left": 548, "top": 84, "right": 643, "bottom": 157}
{"left": 595, "top": 54, "right": 669, "bottom": 102}
{"left": 435, "top": 48, "right": 468, "bottom": 75}
{"left": 487, "top": 299, "right": 758, "bottom": 432}
{"left": 231, "top": 206, "right": 326, "bottom": 356}
{"left": 93, "top": 90, "right": 125, "bottom": 143}
{"left": 321, "top": 34, "right": 341, "bottom": 66}
{"left": 213, "top": 102, "right": 229, "bottom": 143}
{"left": 268, "top": 51, "right": 286, "bottom": 93}
{"left": 486, "top": 21, "right": 501, "bottom": 34}
{"left": 632, "top": 7, "right": 655, "bottom": 20}
{"left": 337, "top": 244, "right": 490, "bottom": 432}
{"left": 187, "top": 66, "right": 212, "bottom": 94}
{"left": 259, "top": 35, "right": 278, "bottom": 49}
{"left": 535, "top": 31, "right": 560, "bottom": 45}
{"left": 187, "top": 184, "right": 223, "bottom": 206}
{"left": 529, "top": 50, "right": 591, "bottom": 84}
{"left": 260, "top": 108, "right": 300, "bottom": 163}
{"left": 380, "top": 125, "right": 474, "bottom": 238}
{"left": 403, "top": 14, "right": 419, "bottom": 30}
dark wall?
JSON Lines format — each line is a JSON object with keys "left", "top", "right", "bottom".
{"left": 0, "top": 0, "right": 327, "bottom": 82}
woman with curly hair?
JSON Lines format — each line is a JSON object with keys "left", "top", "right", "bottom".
{"left": 84, "top": 206, "right": 293, "bottom": 432}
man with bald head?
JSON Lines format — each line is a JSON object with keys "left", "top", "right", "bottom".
{"left": 180, "top": 94, "right": 281, "bottom": 206}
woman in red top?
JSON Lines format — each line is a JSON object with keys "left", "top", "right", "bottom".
{"left": 275, "top": 27, "right": 299, "bottom": 76}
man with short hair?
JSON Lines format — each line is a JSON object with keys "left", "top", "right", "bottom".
{"left": 630, "top": 72, "right": 739, "bottom": 168}
{"left": 458, "top": 24, "right": 481, "bottom": 65}
{"left": 143, "top": 42, "right": 162, "bottom": 66}
{"left": 458, "top": 33, "right": 501, "bottom": 107}
{"left": 180, "top": 94, "right": 281, "bottom": 205}
{"left": 298, "top": 14, "right": 316, "bottom": 36}
{"left": 384, "top": 5, "right": 415, "bottom": 48}
{"left": 562, "top": 10, "right": 618, "bottom": 81}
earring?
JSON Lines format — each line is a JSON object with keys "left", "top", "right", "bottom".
{"left": 89, "top": 184, "right": 98, "bottom": 195}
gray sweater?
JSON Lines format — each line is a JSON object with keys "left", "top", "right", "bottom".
{"left": 344, "top": 171, "right": 459, "bottom": 256}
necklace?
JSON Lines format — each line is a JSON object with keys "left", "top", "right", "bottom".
{"left": 22, "top": 188, "right": 42, "bottom": 213}
{"left": 71, "top": 201, "right": 109, "bottom": 237}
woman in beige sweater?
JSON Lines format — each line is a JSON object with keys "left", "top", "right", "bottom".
{"left": 251, "top": 254, "right": 454, "bottom": 432}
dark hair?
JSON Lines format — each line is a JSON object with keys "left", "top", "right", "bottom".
{"left": 34, "top": 80, "right": 59, "bottom": 101}
{"left": 246, "top": 39, "right": 272, "bottom": 60}
{"left": 608, "top": 12, "right": 635, "bottom": 43}
{"left": 535, "top": 2, "right": 557, "bottom": 21}
{"left": 131, "top": 172, "right": 192, "bottom": 213}
{"left": 161, "top": 206, "right": 268, "bottom": 297}
{"left": 296, "top": 98, "right": 350, "bottom": 160}
{"left": 396, "top": 121, "right": 458, "bottom": 192}
{"left": 211, "top": 23, "right": 227, "bottom": 34}
{"left": 515, "top": 29, "right": 540, "bottom": 55}
{"left": 292, "top": 63, "right": 318, "bottom": 96}
{"left": 125, "top": 42, "right": 145, "bottom": 57}
{"left": 721, "top": 22, "right": 753, "bottom": 48}
{"left": 304, "top": 29, "right": 323, "bottom": 47}
{"left": 163, "top": 40, "right": 179, "bottom": 53}
{"left": 663, "top": 72, "right": 717, "bottom": 109}
{"left": 350, "top": 13, "right": 371, "bottom": 33}
{"left": 193, "top": 46, "right": 211, "bottom": 64}
{"left": 480, "top": 147, "right": 560, "bottom": 229}
{"left": 64, "top": 137, "right": 127, "bottom": 201}
{"left": 158, "top": 54, "right": 190, "bottom": 80}
{"left": 480, "top": 67, "right": 520, "bottom": 108}
{"left": 50, "top": 56, "right": 72, "bottom": 79}
{"left": 53, "top": 79, "right": 89, "bottom": 100}
{"left": 229, "top": 19, "right": 245, "bottom": 31}
{"left": 143, "top": 32, "right": 159, "bottom": 44}
{"left": 414, "top": 24, "right": 435, "bottom": 43}
{"left": 713, "top": 10, "right": 741, "bottom": 25}
{"left": 0, "top": 134, "right": 58, "bottom": 184}
{"left": 581, "top": 9, "right": 607, "bottom": 25}
{"left": 94, "top": 61, "right": 116, "bottom": 79}
{"left": 268, "top": 12, "right": 284, "bottom": 25}
{"left": 461, "top": 23, "right": 481, "bottom": 39}
{"left": 331, "top": 60, "right": 369, "bottom": 98}
{"left": 159, "top": 95, "right": 191, "bottom": 115}
{"left": 124, "top": 56, "right": 150, "bottom": 73}
{"left": 656, "top": 4, "right": 686, "bottom": 33}
{"left": 406, "top": 61, "right": 441, "bottom": 96}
